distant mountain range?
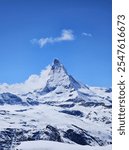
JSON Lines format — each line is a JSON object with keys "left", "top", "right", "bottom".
{"left": 0, "top": 59, "right": 112, "bottom": 150}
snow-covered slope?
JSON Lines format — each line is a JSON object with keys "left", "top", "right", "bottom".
{"left": 0, "top": 59, "right": 112, "bottom": 150}
{"left": 15, "top": 140, "right": 112, "bottom": 150}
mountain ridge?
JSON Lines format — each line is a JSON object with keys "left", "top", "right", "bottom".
{"left": 0, "top": 59, "right": 110, "bottom": 94}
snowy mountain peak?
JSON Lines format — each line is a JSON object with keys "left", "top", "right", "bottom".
{"left": 40, "top": 59, "right": 83, "bottom": 94}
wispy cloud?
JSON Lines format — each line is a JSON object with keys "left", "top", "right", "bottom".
{"left": 31, "top": 29, "right": 74, "bottom": 48}
{"left": 82, "top": 32, "right": 92, "bottom": 37}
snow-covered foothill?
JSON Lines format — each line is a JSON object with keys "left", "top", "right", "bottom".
{"left": 15, "top": 140, "right": 112, "bottom": 150}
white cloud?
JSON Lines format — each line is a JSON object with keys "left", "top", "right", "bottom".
{"left": 82, "top": 32, "right": 92, "bottom": 37}
{"left": 0, "top": 66, "right": 51, "bottom": 94}
{"left": 31, "top": 29, "right": 74, "bottom": 48}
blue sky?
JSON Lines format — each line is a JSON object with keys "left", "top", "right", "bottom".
{"left": 0, "top": 0, "right": 112, "bottom": 87}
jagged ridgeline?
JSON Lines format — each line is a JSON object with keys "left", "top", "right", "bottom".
{"left": 0, "top": 59, "right": 112, "bottom": 149}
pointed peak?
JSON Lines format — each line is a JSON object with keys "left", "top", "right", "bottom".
{"left": 50, "top": 58, "right": 69, "bottom": 76}
{"left": 53, "top": 58, "right": 60, "bottom": 65}
{"left": 52, "top": 58, "right": 63, "bottom": 70}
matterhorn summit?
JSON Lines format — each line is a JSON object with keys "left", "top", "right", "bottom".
{"left": 38, "top": 59, "right": 83, "bottom": 97}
